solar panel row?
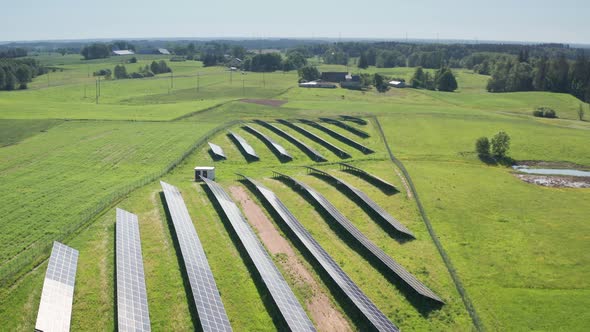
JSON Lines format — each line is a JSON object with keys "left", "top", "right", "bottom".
{"left": 339, "top": 115, "right": 368, "bottom": 125}
{"left": 340, "top": 163, "right": 398, "bottom": 192}
{"left": 319, "top": 117, "right": 370, "bottom": 138}
{"left": 241, "top": 175, "right": 399, "bottom": 332}
{"left": 277, "top": 173, "right": 444, "bottom": 304}
{"left": 298, "top": 119, "right": 374, "bottom": 154}
{"left": 277, "top": 120, "right": 351, "bottom": 159}
{"left": 228, "top": 131, "right": 259, "bottom": 160}
{"left": 243, "top": 125, "right": 292, "bottom": 160}
{"left": 116, "top": 208, "right": 152, "bottom": 332}
{"left": 254, "top": 120, "right": 327, "bottom": 162}
{"left": 35, "top": 241, "right": 79, "bottom": 332}
{"left": 200, "top": 177, "right": 316, "bottom": 332}
{"left": 208, "top": 142, "right": 226, "bottom": 159}
{"left": 306, "top": 167, "right": 414, "bottom": 238}
{"left": 160, "top": 181, "right": 233, "bottom": 332}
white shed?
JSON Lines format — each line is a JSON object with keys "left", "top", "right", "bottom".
{"left": 195, "top": 166, "right": 215, "bottom": 181}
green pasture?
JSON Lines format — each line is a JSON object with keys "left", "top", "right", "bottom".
{"left": 0, "top": 54, "right": 589, "bottom": 331}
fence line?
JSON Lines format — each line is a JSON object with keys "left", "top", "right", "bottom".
{"left": 0, "top": 120, "right": 239, "bottom": 287}
{"left": 372, "top": 116, "right": 485, "bottom": 331}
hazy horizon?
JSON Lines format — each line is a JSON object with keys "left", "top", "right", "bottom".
{"left": 2, "top": 0, "right": 589, "bottom": 44}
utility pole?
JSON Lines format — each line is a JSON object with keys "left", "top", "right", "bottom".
{"left": 98, "top": 76, "right": 101, "bottom": 97}
{"left": 95, "top": 78, "right": 98, "bottom": 104}
{"left": 170, "top": 71, "right": 174, "bottom": 89}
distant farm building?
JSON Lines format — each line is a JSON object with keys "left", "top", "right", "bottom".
{"left": 320, "top": 72, "right": 361, "bottom": 89}
{"left": 321, "top": 72, "right": 348, "bottom": 83}
{"left": 389, "top": 80, "right": 406, "bottom": 88}
{"left": 112, "top": 50, "right": 135, "bottom": 56}
{"left": 157, "top": 48, "right": 171, "bottom": 55}
{"left": 340, "top": 74, "right": 361, "bottom": 89}
{"left": 299, "top": 80, "right": 337, "bottom": 88}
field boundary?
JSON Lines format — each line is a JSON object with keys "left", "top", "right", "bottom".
{"left": 0, "top": 120, "right": 239, "bottom": 287}
{"left": 373, "top": 116, "right": 485, "bottom": 331}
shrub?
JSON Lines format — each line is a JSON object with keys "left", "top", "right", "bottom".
{"left": 533, "top": 107, "right": 557, "bottom": 118}
{"left": 475, "top": 137, "right": 490, "bottom": 156}
{"left": 491, "top": 131, "right": 511, "bottom": 158}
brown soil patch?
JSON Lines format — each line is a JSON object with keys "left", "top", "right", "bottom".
{"left": 514, "top": 174, "right": 590, "bottom": 188}
{"left": 229, "top": 185, "right": 351, "bottom": 332}
{"left": 239, "top": 99, "right": 287, "bottom": 107}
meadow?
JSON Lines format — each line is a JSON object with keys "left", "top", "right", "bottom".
{"left": 0, "top": 53, "right": 588, "bottom": 331}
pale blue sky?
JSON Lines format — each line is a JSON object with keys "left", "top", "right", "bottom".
{"left": 2, "top": 0, "right": 589, "bottom": 43}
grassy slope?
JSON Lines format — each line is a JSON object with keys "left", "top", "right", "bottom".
{"left": 0, "top": 119, "right": 62, "bottom": 147}
{"left": 0, "top": 121, "right": 218, "bottom": 269}
{"left": 379, "top": 114, "right": 590, "bottom": 331}
{"left": 1, "top": 56, "right": 589, "bottom": 331}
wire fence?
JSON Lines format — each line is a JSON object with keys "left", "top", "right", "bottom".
{"left": 0, "top": 120, "right": 239, "bottom": 287}
{"left": 372, "top": 116, "right": 485, "bottom": 332}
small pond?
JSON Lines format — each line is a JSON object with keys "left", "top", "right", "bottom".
{"left": 512, "top": 165, "right": 590, "bottom": 177}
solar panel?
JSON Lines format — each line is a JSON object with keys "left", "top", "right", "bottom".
{"left": 160, "top": 181, "right": 232, "bottom": 332}
{"left": 228, "top": 131, "right": 259, "bottom": 160}
{"left": 339, "top": 115, "right": 367, "bottom": 125}
{"left": 200, "top": 177, "right": 316, "bottom": 332}
{"left": 340, "top": 163, "right": 398, "bottom": 192}
{"left": 243, "top": 125, "right": 292, "bottom": 160}
{"left": 306, "top": 167, "right": 414, "bottom": 238}
{"left": 241, "top": 175, "right": 399, "bottom": 332}
{"left": 276, "top": 120, "right": 351, "bottom": 159}
{"left": 319, "top": 117, "right": 370, "bottom": 138}
{"left": 35, "top": 241, "right": 79, "bottom": 332}
{"left": 254, "top": 120, "right": 326, "bottom": 162}
{"left": 208, "top": 142, "right": 226, "bottom": 159}
{"left": 276, "top": 173, "right": 444, "bottom": 304}
{"left": 116, "top": 208, "right": 152, "bottom": 332}
{"left": 298, "top": 119, "right": 374, "bottom": 154}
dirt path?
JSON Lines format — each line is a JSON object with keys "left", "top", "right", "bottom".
{"left": 395, "top": 167, "right": 413, "bottom": 198}
{"left": 229, "top": 186, "right": 351, "bottom": 332}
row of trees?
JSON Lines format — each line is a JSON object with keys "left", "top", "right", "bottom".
{"left": 486, "top": 54, "right": 590, "bottom": 102}
{"left": 0, "top": 58, "right": 46, "bottom": 90}
{"left": 0, "top": 48, "right": 27, "bottom": 58}
{"left": 111, "top": 61, "right": 171, "bottom": 80}
{"left": 411, "top": 67, "right": 458, "bottom": 91}
{"left": 242, "top": 51, "right": 308, "bottom": 72}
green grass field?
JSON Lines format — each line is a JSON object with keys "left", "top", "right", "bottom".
{"left": 0, "top": 54, "right": 588, "bottom": 331}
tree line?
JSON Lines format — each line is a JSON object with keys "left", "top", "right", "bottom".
{"left": 0, "top": 48, "right": 27, "bottom": 58}
{"left": 486, "top": 53, "right": 590, "bottom": 102}
{"left": 110, "top": 60, "right": 171, "bottom": 80}
{"left": 0, "top": 58, "right": 46, "bottom": 90}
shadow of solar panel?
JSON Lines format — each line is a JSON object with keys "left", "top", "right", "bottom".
{"left": 275, "top": 173, "right": 444, "bottom": 304}
{"left": 208, "top": 142, "right": 226, "bottom": 159}
{"left": 305, "top": 167, "right": 414, "bottom": 238}
{"left": 116, "top": 208, "right": 152, "bottom": 332}
{"left": 240, "top": 175, "right": 399, "bottom": 332}
{"left": 35, "top": 241, "right": 79, "bottom": 332}
{"left": 340, "top": 163, "right": 398, "bottom": 192}
{"left": 200, "top": 177, "right": 315, "bottom": 332}
{"left": 254, "top": 120, "right": 326, "bottom": 162}
{"left": 319, "top": 117, "right": 370, "bottom": 138}
{"left": 228, "top": 131, "right": 259, "bottom": 159}
{"left": 243, "top": 125, "right": 292, "bottom": 160}
{"left": 277, "top": 120, "right": 351, "bottom": 159}
{"left": 160, "top": 181, "right": 232, "bottom": 332}
{"left": 298, "top": 119, "right": 374, "bottom": 154}
{"left": 339, "top": 115, "right": 368, "bottom": 125}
